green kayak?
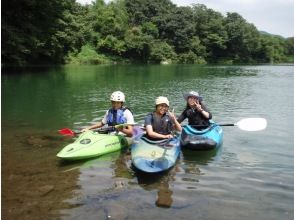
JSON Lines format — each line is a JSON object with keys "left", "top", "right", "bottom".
{"left": 57, "top": 130, "right": 132, "bottom": 160}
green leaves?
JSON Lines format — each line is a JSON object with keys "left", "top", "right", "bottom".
{"left": 149, "top": 40, "right": 176, "bottom": 63}
{"left": 2, "top": 0, "right": 292, "bottom": 67}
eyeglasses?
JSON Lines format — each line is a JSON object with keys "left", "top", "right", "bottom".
{"left": 157, "top": 104, "right": 169, "bottom": 109}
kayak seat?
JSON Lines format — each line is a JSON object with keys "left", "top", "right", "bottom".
{"left": 185, "top": 124, "right": 216, "bottom": 135}
{"left": 141, "top": 136, "right": 176, "bottom": 148}
{"left": 96, "top": 129, "right": 109, "bottom": 134}
{"left": 141, "top": 136, "right": 169, "bottom": 145}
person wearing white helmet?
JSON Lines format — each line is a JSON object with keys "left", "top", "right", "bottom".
{"left": 81, "top": 91, "right": 134, "bottom": 137}
{"left": 177, "top": 91, "right": 212, "bottom": 129}
{"left": 144, "top": 96, "right": 182, "bottom": 140}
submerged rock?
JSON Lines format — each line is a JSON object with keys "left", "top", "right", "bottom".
{"left": 38, "top": 185, "right": 55, "bottom": 196}
{"left": 105, "top": 203, "right": 128, "bottom": 220}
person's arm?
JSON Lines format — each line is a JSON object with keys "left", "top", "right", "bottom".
{"left": 177, "top": 110, "right": 186, "bottom": 124}
{"left": 117, "top": 109, "right": 134, "bottom": 137}
{"left": 118, "top": 126, "right": 133, "bottom": 137}
{"left": 200, "top": 110, "right": 210, "bottom": 119}
{"left": 195, "top": 102, "right": 212, "bottom": 119}
{"left": 199, "top": 103, "right": 212, "bottom": 119}
{"left": 81, "top": 110, "right": 108, "bottom": 132}
{"left": 169, "top": 110, "right": 182, "bottom": 132}
{"left": 146, "top": 125, "right": 173, "bottom": 139}
{"left": 81, "top": 121, "right": 104, "bottom": 132}
{"left": 173, "top": 119, "right": 182, "bottom": 132}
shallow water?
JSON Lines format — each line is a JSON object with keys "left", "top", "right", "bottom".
{"left": 2, "top": 64, "right": 294, "bottom": 220}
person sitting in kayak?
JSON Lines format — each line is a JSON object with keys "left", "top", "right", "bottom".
{"left": 81, "top": 91, "right": 134, "bottom": 137}
{"left": 177, "top": 91, "right": 212, "bottom": 130}
{"left": 144, "top": 96, "right": 182, "bottom": 140}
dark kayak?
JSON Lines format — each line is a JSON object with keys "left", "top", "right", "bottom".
{"left": 180, "top": 121, "right": 223, "bottom": 150}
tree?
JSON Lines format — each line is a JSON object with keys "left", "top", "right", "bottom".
{"left": 257, "top": 35, "right": 286, "bottom": 63}
{"left": 149, "top": 40, "right": 176, "bottom": 63}
{"left": 189, "top": 36, "right": 207, "bottom": 59}
{"left": 156, "top": 6, "right": 195, "bottom": 53}
{"left": 177, "top": 51, "right": 206, "bottom": 64}
{"left": 125, "top": 0, "right": 176, "bottom": 26}
{"left": 1, "top": 0, "right": 80, "bottom": 66}
{"left": 124, "top": 26, "right": 153, "bottom": 61}
{"left": 92, "top": 0, "right": 129, "bottom": 38}
{"left": 192, "top": 4, "right": 228, "bottom": 61}
{"left": 141, "top": 22, "right": 159, "bottom": 38}
{"left": 224, "top": 12, "right": 261, "bottom": 63}
{"left": 2, "top": 0, "right": 291, "bottom": 66}
{"left": 97, "top": 35, "right": 127, "bottom": 55}
{"left": 285, "top": 37, "right": 294, "bottom": 55}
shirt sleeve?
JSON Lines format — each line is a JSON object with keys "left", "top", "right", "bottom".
{"left": 101, "top": 110, "right": 109, "bottom": 125}
{"left": 124, "top": 109, "right": 135, "bottom": 124}
{"left": 177, "top": 110, "right": 186, "bottom": 123}
{"left": 144, "top": 113, "right": 152, "bottom": 127}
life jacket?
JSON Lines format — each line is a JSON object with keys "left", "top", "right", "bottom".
{"left": 106, "top": 107, "right": 128, "bottom": 126}
{"left": 185, "top": 108, "right": 210, "bottom": 129}
{"left": 149, "top": 112, "right": 173, "bottom": 135}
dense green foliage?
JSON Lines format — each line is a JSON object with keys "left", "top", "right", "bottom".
{"left": 2, "top": 0, "right": 293, "bottom": 66}
{"left": 2, "top": 0, "right": 85, "bottom": 66}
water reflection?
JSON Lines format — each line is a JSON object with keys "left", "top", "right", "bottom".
{"left": 134, "top": 167, "right": 178, "bottom": 208}
{"left": 181, "top": 148, "right": 220, "bottom": 166}
{"left": 113, "top": 150, "right": 178, "bottom": 208}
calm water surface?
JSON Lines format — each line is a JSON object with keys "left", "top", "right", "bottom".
{"left": 2, "top": 65, "right": 294, "bottom": 220}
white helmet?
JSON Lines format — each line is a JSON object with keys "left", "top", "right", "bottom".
{"left": 155, "top": 96, "right": 169, "bottom": 106}
{"left": 110, "top": 91, "right": 125, "bottom": 102}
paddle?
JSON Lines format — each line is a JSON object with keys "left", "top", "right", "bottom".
{"left": 218, "top": 117, "right": 267, "bottom": 131}
{"left": 58, "top": 123, "right": 137, "bottom": 137}
{"left": 190, "top": 118, "right": 267, "bottom": 131}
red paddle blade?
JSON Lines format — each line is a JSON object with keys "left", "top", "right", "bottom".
{"left": 58, "top": 128, "right": 75, "bottom": 137}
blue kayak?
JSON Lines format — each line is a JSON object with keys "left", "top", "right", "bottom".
{"left": 180, "top": 122, "right": 223, "bottom": 150}
{"left": 131, "top": 135, "right": 181, "bottom": 173}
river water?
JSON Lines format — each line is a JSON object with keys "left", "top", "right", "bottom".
{"left": 2, "top": 64, "right": 294, "bottom": 220}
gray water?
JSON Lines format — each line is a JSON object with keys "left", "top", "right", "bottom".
{"left": 2, "top": 64, "right": 294, "bottom": 220}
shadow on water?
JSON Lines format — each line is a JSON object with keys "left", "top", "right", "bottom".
{"left": 179, "top": 147, "right": 222, "bottom": 180}
{"left": 57, "top": 147, "right": 132, "bottom": 174}
{"left": 181, "top": 147, "right": 221, "bottom": 165}
{"left": 1, "top": 65, "right": 64, "bottom": 75}
{"left": 133, "top": 163, "right": 179, "bottom": 208}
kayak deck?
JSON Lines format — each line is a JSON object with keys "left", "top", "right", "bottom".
{"left": 57, "top": 130, "right": 132, "bottom": 160}
{"left": 131, "top": 136, "right": 180, "bottom": 173}
{"left": 181, "top": 122, "right": 223, "bottom": 150}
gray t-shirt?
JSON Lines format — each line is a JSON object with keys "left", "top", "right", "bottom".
{"left": 144, "top": 112, "right": 173, "bottom": 135}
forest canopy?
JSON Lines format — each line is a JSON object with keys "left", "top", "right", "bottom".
{"left": 2, "top": 0, "right": 294, "bottom": 66}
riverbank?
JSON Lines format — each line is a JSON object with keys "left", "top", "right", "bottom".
{"left": 63, "top": 44, "right": 294, "bottom": 65}
{"left": 1, "top": 126, "right": 80, "bottom": 220}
